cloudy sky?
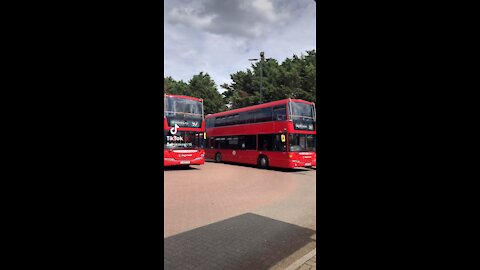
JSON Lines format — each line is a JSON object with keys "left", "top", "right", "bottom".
{"left": 164, "top": 0, "right": 316, "bottom": 92}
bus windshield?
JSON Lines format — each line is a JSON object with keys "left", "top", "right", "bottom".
{"left": 290, "top": 102, "right": 314, "bottom": 118}
{"left": 290, "top": 102, "right": 315, "bottom": 131}
{"left": 164, "top": 97, "right": 203, "bottom": 128}
{"left": 289, "top": 134, "right": 316, "bottom": 152}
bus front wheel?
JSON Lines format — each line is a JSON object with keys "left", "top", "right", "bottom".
{"left": 215, "top": 153, "right": 222, "bottom": 163}
{"left": 258, "top": 155, "right": 269, "bottom": 169}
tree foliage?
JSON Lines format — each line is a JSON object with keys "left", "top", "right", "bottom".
{"left": 222, "top": 50, "right": 316, "bottom": 109}
{"left": 164, "top": 72, "right": 226, "bottom": 115}
{"left": 164, "top": 49, "right": 316, "bottom": 112}
{"left": 164, "top": 76, "right": 188, "bottom": 95}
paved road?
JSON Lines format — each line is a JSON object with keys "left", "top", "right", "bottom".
{"left": 164, "top": 161, "right": 316, "bottom": 269}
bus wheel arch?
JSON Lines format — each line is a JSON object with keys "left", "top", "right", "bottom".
{"left": 258, "top": 155, "right": 269, "bottom": 169}
{"left": 215, "top": 152, "right": 222, "bottom": 163}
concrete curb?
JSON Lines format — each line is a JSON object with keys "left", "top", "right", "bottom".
{"left": 284, "top": 248, "right": 316, "bottom": 270}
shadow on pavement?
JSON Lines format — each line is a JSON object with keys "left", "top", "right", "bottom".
{"left": 163, "top": 166, "right": 200, "bottom": 171}
{"left": 206, "top": 160, "right": 312, "bottom": 173}
{"left": 164, "top": 213, "right": 315, "bottom": 270}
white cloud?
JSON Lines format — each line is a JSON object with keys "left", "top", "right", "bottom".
{"left": 169, "top": 6, "right": 215, "bottom": 29}
{"left": 250, "top": 0, "right": 278, "bottom": 22}
{"left": 164, "top": 0, "right": 316, "bottom": 90}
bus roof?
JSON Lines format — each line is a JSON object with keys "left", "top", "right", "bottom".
{"left": 205, "top": 98, "right": 314, "bottom": 119}
{"left": 164, "top": 94, "right": 203, "bottom": 102}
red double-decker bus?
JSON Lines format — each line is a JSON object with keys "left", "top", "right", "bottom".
{"left": 205, "top": 99, "right": 316, "bottom": 169}
{"left": 164, "top": 94, "right": 205, "bottom": 167}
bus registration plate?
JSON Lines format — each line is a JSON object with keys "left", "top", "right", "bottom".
{"left": 305, "top": 163, "right": 311, "bottom": 167}
{"left": 180, "top": 161, "right": 190, "bottom": 165}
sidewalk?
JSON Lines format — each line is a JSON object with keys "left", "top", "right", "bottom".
{"left": 295, "top": 255, "right": 316, "bottom": 270}
{"left": 284, "top": 249, "right": 316, "bottom": 270}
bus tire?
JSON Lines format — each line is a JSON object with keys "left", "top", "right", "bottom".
{"left": 258, "top": 155, "right": 269, "bottom": 169}
{"left": 215, "top": 153, "right": 222, "bottom": 163}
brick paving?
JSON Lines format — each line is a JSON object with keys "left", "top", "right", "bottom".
{"left": 164, "top": 213, "right": 315, "bottom": 270}
{"left": 295, "top": 255, "right": 316, "bottom": 270}
{"left": 164, "top": 162, "right": 317, "bottom": 269}
{"left": 164, "top": 162, "right": 315, "bottom": 237}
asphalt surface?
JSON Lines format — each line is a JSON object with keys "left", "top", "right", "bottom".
{"left": 164, "top": 161, "right": 316, "bottom": 269}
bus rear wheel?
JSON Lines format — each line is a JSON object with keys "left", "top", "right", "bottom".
{"left": 215, "top": 153, "right": 222, "bottom": 163}
{"left": 258, "top": 155, "right": 269, "bottom": 169}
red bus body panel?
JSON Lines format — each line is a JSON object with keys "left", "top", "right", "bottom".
{"left": 164, "top": 149, "right": 205, "bottom": 166}
{"left": 164, "top": 94, "right": 203, "bottom": 102}
{"left": 205, "top": 99, "right": 316, "bottom": 169}
{"left": 164, "top": 94, "right": 205, "bottom": 167}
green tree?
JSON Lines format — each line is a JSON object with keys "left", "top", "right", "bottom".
{"left": 165, "top": 50, "right": 315, "bottom": 113}
{"left": 222, "top": 69, "right": 256, "bottom": 109}
{"left": 222, "top": 50, "right": 316, "bottom": 108}
{"left": 187, "top": 72, "right": 226, "bottom": 115}
{"left": 164, "top": 73, "right": 226, "bottom": 115}
{"left": 164, "top": 76, "right": 188, "bottom": 95}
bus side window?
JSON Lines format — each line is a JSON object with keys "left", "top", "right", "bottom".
{"left": 250, "top": 111, "right": 257, "bottom": 124}
{"left": 232, "top": 114, "right": 239, "bottom": 125}
{"left": 244, "top": 135, "right": 256, "bottom": 150}
{"left": 255, "top": 108, "right": 272, "bottom": 123}
{"left": 258, "top": 134, "right": 274, "bottom": 151}
{"left": 215, "top": 116, "right": 224, "bottom": 127}
{"left": 274, "top": 134, "right": 286, "bottom": 152}
{"left": 238, "top": 136, "right": 246, "bottom": 149}
{"left": 226, "top": 115, "right": 234, "bottom": 126}
{"left": 206, "top": 118, "right": 213, "bottom": 128}
{"left": 214, "top": 137, "right": 221, "bottom": 149}
{"left": 273, "top": 105, "right": 286, "bottom": 121}
{"left": 228, "top": 136, "right": 239, "bottom": 149}
{"left": 238, "top": 112, "right": 247, "bottom": 125}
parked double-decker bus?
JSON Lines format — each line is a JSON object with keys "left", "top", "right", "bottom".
{"left": 205, "top": 99, "right": 316, "bottom": 169}
{"left": 164, "top": 94, "right": 205, "bottom": 167}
